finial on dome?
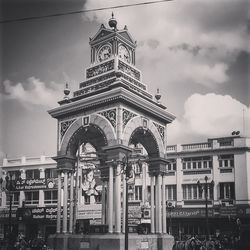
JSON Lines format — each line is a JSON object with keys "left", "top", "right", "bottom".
{"left": 64, "top": 82, "right": 70, "bottom": 100}
{"left": 109, "top": 12, "right": 117, "bottom": 30}
{"left": 155, "top": 88, "right": 162, "bottom": 103}
{"left": 124, "top": 25, "right": 127, "bottom": 30}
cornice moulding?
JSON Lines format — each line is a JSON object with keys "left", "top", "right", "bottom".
{"left": 48, "top": 87, "right": 175, "bottom": 123}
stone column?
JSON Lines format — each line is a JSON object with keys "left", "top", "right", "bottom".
{"left": 157, "top": 174, "right": 162, "bottom": 233}
{"left": 19, "top": 169, "right": 26, "bottom": 207}
{"left": 57, "top": 171, "right": 62, "bottom": 233}
{"left": 115, "top": 164, "right": 121, "bottom": 233}
{"left": 122, "top": 174, "right": 126, "bottom": 233}
{"left": 162, "top": 175, "right": 167, "bottom": 234}
{"left": 108, "top": 165, "right": 114, "bottom": 233}
{"left": 155, "top": 175, "right": 159, "bottom": 233}
{"left": 52, "top": 155, "right": 76, "bottom": 234}
{"left": 63, "top": 171, "right": 68, "bottom": 233}
{"left": 101, "top": 181, "right": 106, "bottom": 224}
{"left": 69, "top": 171, "right": 74, "bottom": 233}
{"left": 150, "top": 176, "right": 155, "bottom": 233}
{"left": 39, "top": 168, "right": 45, "bottom": 207}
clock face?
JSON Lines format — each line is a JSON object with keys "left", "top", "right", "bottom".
{"left": 97, "top": 44, "right": 112, "bottom": 62}
{"left": 118, "top": 45, "right": 131, "bottom": 63}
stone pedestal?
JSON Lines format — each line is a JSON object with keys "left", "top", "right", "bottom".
{"left": 48, "top": 233, "right": 174, "bottom": 250}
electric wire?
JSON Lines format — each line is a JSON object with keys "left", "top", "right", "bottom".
{"left": 0, "top": 0, "right": 173, "bottom": 24}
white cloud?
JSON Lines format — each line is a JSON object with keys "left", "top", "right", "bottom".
{"left": 168, "top": 93, "right": 250, "bottom": 144}
{"left": 83, "top": 0, "right": 248, "bottom": 88}
{"left": 2, "top": 77, "right": 63, "bottom": 108}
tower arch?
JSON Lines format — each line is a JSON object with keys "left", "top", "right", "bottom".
{"left": 122, "top": 116, "right": 165, "bottom": 158}
{"left": 60, "top": 114, "right": 116, "bottom": 156}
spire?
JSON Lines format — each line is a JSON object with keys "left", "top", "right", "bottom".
{"left": 155, "top": 88, "right": 162, "bottom": 103}
{"left": 63, "top": 82, "right": 70, "bottom": 100}
{"left": 109, "top": 12, "right": 117, "bottom": 30}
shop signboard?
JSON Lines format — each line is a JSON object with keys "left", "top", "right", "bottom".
{"left": 219, "top": 206, "right": 237, "bottom": 217}
{"left": 0, "top": 207, "right": 17, "bottom": 219}
{"left": 15, "top": 178, "right": 58, "bottom": 191}
{"left": 128, "top": 204, "right": 141, "bottom": 219}
{"left": 166, "top": 208, "right": 214, "bottom": 218}
{"left": 236, "top": 206, "right": 250, "bottom": 217}
{"left": 77, "top": 204, "right": 102, "bottom": 220}
{"left": 16, "top": 206, "right": 62, "bottom": 221}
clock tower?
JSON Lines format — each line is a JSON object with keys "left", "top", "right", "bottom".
{"left": 90, "top": 13, "right": 135, "bottom": 65}
{"left": 48, "top": 14, "right": 175, "bottom": 250}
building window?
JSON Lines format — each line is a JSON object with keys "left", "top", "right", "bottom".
{"left": 25, "top": 191, "right": 39, "bottom": 204}
{"left": 45, "top": 169, "right": 57, "bottom": 178}
{"left": 44, "top": 190, "right": 58, "bottom": 204}
{"left": 7, "top": 192, "right": 20, "bottom": 206}
{"left": 219, "top": 182, "right": 235, "bottom": 199}
{"left": 135, "top": 164, "right": 142, "bottom": 174}
{"left": 182, "top": 156, "right": 213, "bottom": 170}
{"left": 134, "top": 186, "right": 142, "bottom": 201}
{"left": 7, "top": 170, "right": 21, "bottom": 180}
{"left": 218, "top": 155, "right": 234, "bottom": 168}
{"left": 165, "top": 185, "right": 177, "bottom": 201}
{"left": 26, "top": 169, "right": 40, "bottom": 179}
{"left": 182, "top": 184, "right": 214, "bottom": 200}
{"left": 167, "top": 160, "right": 177, "bottom": 171}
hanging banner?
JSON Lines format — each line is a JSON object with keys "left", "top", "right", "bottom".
{"left": 80, "top": 162, "right": 102, "bottom": 206}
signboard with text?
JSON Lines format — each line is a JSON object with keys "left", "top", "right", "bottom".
{"left": 16, "top": 206, "right": 62, "bottom": 221}
{"left": 15, "top": 178, "right": 58, "bottom": 191}
{"left": 166, "top": 208, "right": 214, "bottom": 218}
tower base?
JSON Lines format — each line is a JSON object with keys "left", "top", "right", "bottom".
{"left": 48, "top": 233, "right": 174, "bottom": 250}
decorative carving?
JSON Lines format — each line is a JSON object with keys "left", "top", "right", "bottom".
{"left": 74, "top": 79, "right": 115, "bottom": 97}
{"left": 98, "top": 109, "right": 117, "bottom": 129}
{"left": 120, "top": 72, "right": 146, "bottom": 90}
{"left": 86, "top": 59, "right": 114, "bottom": 79}
{"left": 60, "top": 119, "right": 76, "bottom": 140}
{"left": 153, "top": 122, "right": 165, "bottom": 142}
{"left": 122, "top": 109, "right": 137, "bottom": 128}
{"left": 79, "top": 72, "right": 116, "bottom": 89}
{"left": 121, "top": 79, "right": 152, "bottom": 99}
{"left": 118, "top": 60, "right": 140, "bottom": 80}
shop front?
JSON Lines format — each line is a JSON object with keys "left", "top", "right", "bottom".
{"left": 167, "top": 205, "right": 250, "bottom": 240}
{"left": 16, "top": 206, "right": 57, "bottom": 241}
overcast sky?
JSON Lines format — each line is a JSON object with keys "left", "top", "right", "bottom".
{"left": 0, "top": 0, "right": 249, "bottom": 160}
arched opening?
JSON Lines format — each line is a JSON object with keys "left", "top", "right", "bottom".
{"left": 63, "top": 124, "right": 108, "bottom": 234}
{"left": 66, "top": 124, "right": 108, "bottom": 157}
{"left": 129, "top": 127, "right": 160, "bottom": 158}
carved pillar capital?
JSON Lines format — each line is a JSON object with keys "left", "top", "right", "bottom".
{"left": 147, "top": 157, "right": 168, "bottom": 176}
{"left": 53, "top": 154, "right": 76, "bottom": 172}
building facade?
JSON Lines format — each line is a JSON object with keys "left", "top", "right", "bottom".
{"left": 1, "top": 135, "right": 249, "bottom": 241}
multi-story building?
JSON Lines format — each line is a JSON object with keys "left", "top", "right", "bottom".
{"left": 0, "top": 135, "right": 249, "bottom": 241}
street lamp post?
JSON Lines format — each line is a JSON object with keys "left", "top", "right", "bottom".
{"left": 197, "top": 176, "right": 214, "bottom": 240}
{"left": 119, "top": 153, "right": 145, "bottom": 250}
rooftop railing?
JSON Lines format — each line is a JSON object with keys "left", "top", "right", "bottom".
{"left": 182, "top": 142, "right": 212, "bottom": 151}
